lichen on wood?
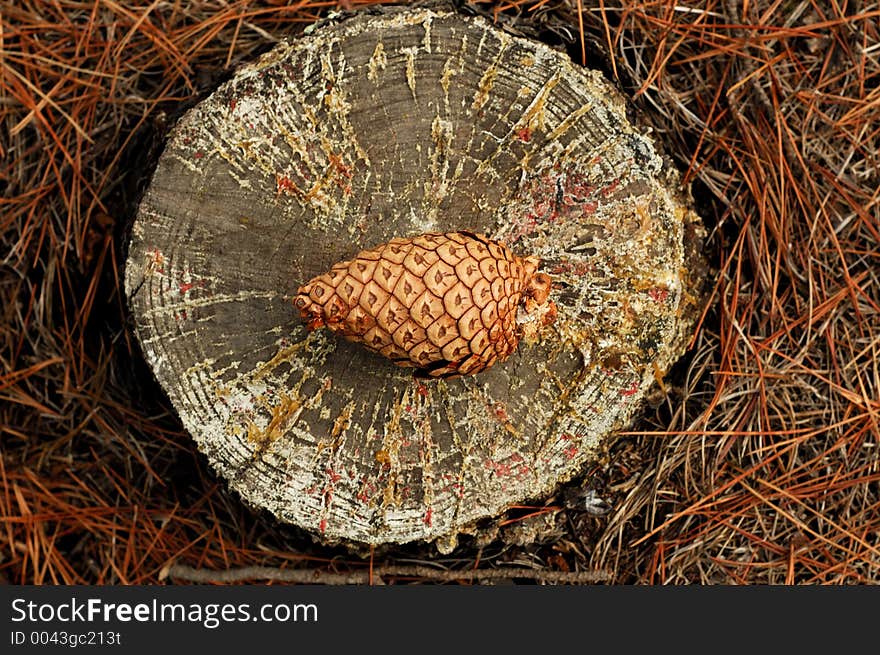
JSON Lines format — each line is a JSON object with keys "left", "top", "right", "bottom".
{"left": 124, "top": 6, "right": 705, "bottom": 547}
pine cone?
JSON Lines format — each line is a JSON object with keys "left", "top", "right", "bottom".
{"left": 294, "top": 231, "right": 555, "bottom": 377}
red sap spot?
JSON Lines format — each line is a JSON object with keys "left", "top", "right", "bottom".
{"left": 648, "top": 287, "right": 669, "bottom": 303}
{"left": 491, "top": 402, "right": 508, "bottom": 422}
{"left": 423, "top": 508, "right": 433, "bottom": 526}
{"left": 550, "top": 259, "right": 594, "bottom": 277}
{"left": 179, "top": 279, "right": 207, "bottom": 296}
{"left": 326, "top": 468, "right": 342, "bottom": 484}
{"left": 194, "top": 152, "right": 203, "bottom": 159}
{"left": 620, "top": 380, "right": 640, "bottom": 396}
{"left": 415, "top": 382, "right": 429, "bottom": 398}
{"left": 319, "top": 519, "right": 327, "bottom": 533}
{"left": 561, "top": 433, "right": 574, "bottom": 441}
{"left": 276, "top": 174, "right": 299, "bottom": 195}
{"left": 146, "top": 248, "right": 166, "bottom": 274}
{"left": 229, "top": 99, "right": 237, "bottom": 110}
{"left": 356, "top": 481, "right": 376, "bottom": 503}
{"left": 328, "top": 153, "right": 353, "bottom": 180}
{"left": 485, "top": 459, "right": 512, "bottom": 477}
{"left": 516, "top": 127, "right": 532, "bottom": 142}
{"left": 448, "top": 482, "right": 464, "bottom": 498}
{"left": 600, "top": 178, "right": 620, "bottom": 198}
{"left": 563, "top": 445, "right": 578, "bottom": 459}
{"left": 560, "top": 173, "right": 594, "bottom": 204}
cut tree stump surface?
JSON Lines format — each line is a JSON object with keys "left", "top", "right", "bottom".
{"left": 124, "top": 7, "right": 705, "bottom": 546}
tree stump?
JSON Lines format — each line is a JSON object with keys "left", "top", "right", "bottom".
{"left": 124, "top": 6, "right": 705, "bottom": 547}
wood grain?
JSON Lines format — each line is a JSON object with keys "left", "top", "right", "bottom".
{"left": 124, "top": 7, "right": 705, "bottom": 546}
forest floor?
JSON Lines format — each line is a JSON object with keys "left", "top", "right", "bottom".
{"left": 2, "top": 0, "right": 878, "bottom": 584}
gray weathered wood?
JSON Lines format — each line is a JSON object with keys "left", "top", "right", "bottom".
{"left": 124, "top": 7, "right": 705, "bottom": 547}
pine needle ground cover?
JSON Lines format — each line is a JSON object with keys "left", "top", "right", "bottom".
{"left": 2, "top": 0, "right": 878, "bottom": 584}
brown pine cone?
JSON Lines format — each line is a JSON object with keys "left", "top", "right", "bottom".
{"left": 294, "top": 231, "right": 555, "bottom": 377}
